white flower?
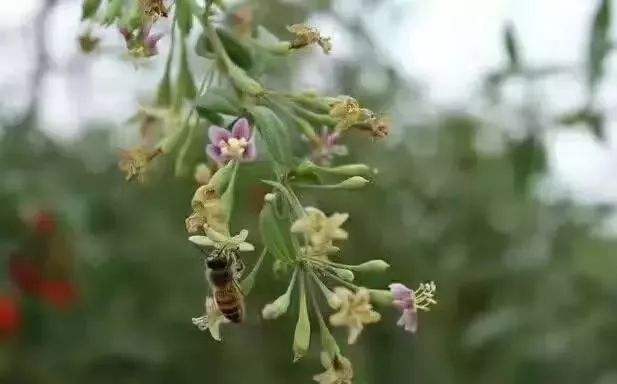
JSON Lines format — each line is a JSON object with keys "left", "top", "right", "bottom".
{"left": 192, "top": 297, "right": 230, "bottom": 341}
{"left": 291, "top": 207, "right": 348, "bottom": 252}
{"left": 189, "top": 227, "right": 254, "bottom": 252}
{"left": 329, "top": 287, "right": 381, "bottom": 344}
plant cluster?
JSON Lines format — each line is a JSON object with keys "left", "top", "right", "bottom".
{"left": 80, "top": 0, "right": 436, "bottom": 381}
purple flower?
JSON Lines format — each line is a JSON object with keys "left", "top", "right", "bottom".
{"left": 389, "top": 281, "right": 437, "bottom": 334}
{"left": 311, "top": 128, "right": 348, "bottom": 166}
{"left": 389, "top": 283, "right": 418, "bottom": 333}
{"left": 206, "top": 118, "right": 256, "bottom": 165}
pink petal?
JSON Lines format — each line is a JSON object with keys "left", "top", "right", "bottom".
{"left": 389, "top": 283, "right": 413, "bottom": 301}
{"left": 398, "top": 309, "right": 418, "bottom": 333}
{"left": 231, "top": 118, "right": 251, "bottom": 140}
{"left": 206, "top": 144, "right": 225, "bottom": 164}
{"left": 208, "top": 125, "right": 231, "bottom": 144}
{"left": 145, "top": 33, "right": 163, "bottom": 50}
{"left": 243, "top": 140, "right": 257, "bottom": 161}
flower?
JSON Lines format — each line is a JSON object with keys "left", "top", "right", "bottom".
{"left": 329, "top": 287, "right": 381, "bottom": 344}
{"left": 313, "top": 352, "right": 354, "bottom": 384}
{"left": 192, "top": 297, "right": 230, "bottom": 341}
{"left": 0, "top": 295, "right": 21, "bottom": 339}
{"left": 118, "top": 147, "right": 160, "bottom": 182}
{"left": 389, "top": 282, "right": 437, "bottom": 334}
{"left": 206, "top": 118, "right": 256, "bottom": 165}
{"left": 291, "top": 207, "right": 348, "bottom": 253}
{"left": 311, "top": 128, "right": 348, "bottom": 166}
{"left": 189, "top": 227, "right": 255, "bottom": 252}
{"left": 287, "top": 24, "right": 332, "bottom": 54}
{"left": 120, "top": 23, "right": 164, "bottom": 58}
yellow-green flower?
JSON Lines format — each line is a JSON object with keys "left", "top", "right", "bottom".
{"left": 329, "top": 287, "right": 381, "bottom": 344}
{"left": 313, "top": 352, "right": 354, "bottom": 384}
{"left": 291, "top": 207, "right": 348, "bottom": 253}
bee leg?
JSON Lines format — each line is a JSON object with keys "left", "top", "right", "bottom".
{"left": 234, "top": 259, "right": 245, "bottom": 279}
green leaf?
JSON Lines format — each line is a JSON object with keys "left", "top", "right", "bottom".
{"left": 176, "top": 0, "right": 193, "bottom": 35}
{"left": 503, "top": 23, "right": 521, "bottom": 70}
{"left": 509, "top": 136, "right": 546, "bottom": 194}
{"left": 81, "top": 0, "right": 102, "bottom": 20}
{"left": 196, "top": 87, "right": 241, "bottom": 116}
{"left": 588, "top": 0, "right": 612, "bottom": 91}
{"left": 259, "top": 202, "right": 294, "bottom": 262}
{"left": 248, "top": 106, "right": 293, "bottom": 166}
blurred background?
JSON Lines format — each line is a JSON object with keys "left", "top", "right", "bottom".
{"left": 1, "top": 0, "right": 617, "bottom": 383}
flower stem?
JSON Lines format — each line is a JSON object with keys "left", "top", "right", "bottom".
{"left": 307, "top": 274, "right": 341, "bottom": 358}
{"left": 240, "top": 248, "right": 267, "bottom": 295}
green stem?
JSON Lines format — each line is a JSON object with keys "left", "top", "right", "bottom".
{"left": 319, "top": 268, "right": 360, "bottom": 291}
{"left": 240, "top": 248, "right": 267, "bottom": 294}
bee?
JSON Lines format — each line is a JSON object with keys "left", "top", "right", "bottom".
{"left": 204, "top": 247, "right": 245, "bottom": 323}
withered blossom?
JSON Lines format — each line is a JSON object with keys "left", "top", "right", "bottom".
{"left": 287, "top": 24, "right": 332, "bottom": 54}
{"left": 118, "top": 147, "right": 160, "bottom": 182}
{"left": 313, "top": 352, "right": 354, "bottom": 384}
{"left": 291, "top": 207, "right": 348, "bottom": 254}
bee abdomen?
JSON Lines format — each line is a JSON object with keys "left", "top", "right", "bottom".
{"left": 214, "top": 287, "right": 244, "bottom": 323}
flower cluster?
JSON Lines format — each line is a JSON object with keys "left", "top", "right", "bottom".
{"left": 84, "top": 0, "right": 437, "bottom": 381}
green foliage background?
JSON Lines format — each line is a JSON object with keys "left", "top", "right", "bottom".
{"left": 1, "top": 0, "right": 617, "bottom": 383}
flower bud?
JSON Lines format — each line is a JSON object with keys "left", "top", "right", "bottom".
{"left": 293, "top": 276, "right": 310, "bottom": 362}
{"left": 332, "top": 267, "right": 354, "bottom": 282}
{"left": 336, "top": 176, "right": 370, "bottom": 190}
{"left": 264, "top": 193, "right": 277, "bottom": 202}
{"left": 262, "top": 291, "right": 292, "bottom": 320}
{"left": 322, "top": 164, "right": 373, "bottom": 177}
{"left": 352, "top": 259, "right": 390, "bottom": 273}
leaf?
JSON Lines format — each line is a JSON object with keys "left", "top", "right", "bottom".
{"left": 509, "top": 136, "right": 546, "bottom": 194}
{"left": 176, "top": 0, "right": 193, "bottom": 35}
{"left": 259, "top": 203, "right": 294, "bottom": 262}
{"left": 503, "top": 23, "right": 521, "bottom": 70}
{"left": 81, "top": 0, "right": 102, "bottom": 20}
{"left": 248, "top": 106, "right": 293, "bottom": 166}
{"left": 195, "top": 29, "right": 253, "bottom": 70}
{"left": 588, "top": 0, "right": 612, "bottom": 91}
{"left": 196, "top": 87, "right": 241, "bottom": 116}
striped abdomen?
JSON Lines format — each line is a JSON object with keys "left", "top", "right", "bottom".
{"left": 213, "top": 284, "right": 244, "bottom": 323}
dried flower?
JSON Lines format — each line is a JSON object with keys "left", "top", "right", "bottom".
{"left": 313, "top": 352, "right": 354, "bottom": 384}
{"left": 311, "top": 128, "right": 348, "bottom": 166}
{"left": 138, "top": 0, "right": 168, "bottom": 18}
{"left": 206, "top": 118, "right": 256, "bottom": 165}
{"left": 389, "top": 282, "right": 437, "bottom": 334}
{"left": 120, "top": 23, "right": 164, "bottom": 58}
{"left": 291, "top": 207, "right": 348, "bottom": 253}
{"left": 329, "top": 97, "right": 375, "bottom": 132}
{"left": 287, "top": 24, "right": 332, "bottom": 54}
{"left": 118, "top": 147, "right": 160, "bottom": 182}
{"left": 329, "top": 287, "right": 381, "bottom": 344}
{"left": 192, "top": 297, "right": 230, "bottom": 341}
{"left": 194, "top": 163, "right": 212, "bottom": 185}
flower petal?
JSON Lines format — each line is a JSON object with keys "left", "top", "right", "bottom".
{"left": 189, "top": 236, "right": 214, "bottom": 247}
{"left": 243, "top": 140, "right": 257, "bottom": 161}
{"left": 231, "top": 118, "right": 251, "bottom": 140}
{"left": 208, "top": 125, "right": 231, "bottom": 144}
{"left": 206, "top": 144, "right": 225, "bottom": 164}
